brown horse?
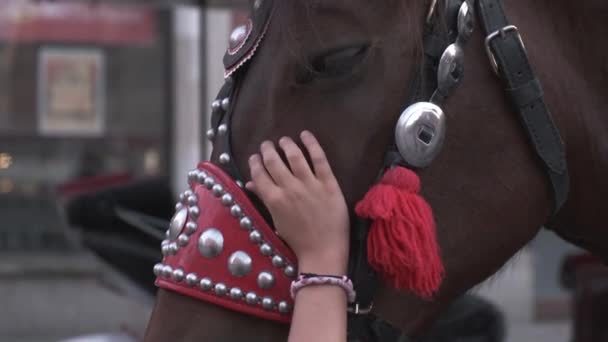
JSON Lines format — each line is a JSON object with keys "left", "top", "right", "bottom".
{"left": 145, "top": 0, "right": 608, "bottom": 340}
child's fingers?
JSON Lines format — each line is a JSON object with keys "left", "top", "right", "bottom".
{"left": 248, "top": 154, "right": 277, "bottom": 200}
{"left": 260, "top": 141, "right": 294, "bottom": 186}
{"left": 278, "top": 136, "right": 313, "bottom": 181}
{"left": 300, "top": 131, "right": 335, "bottom": 182}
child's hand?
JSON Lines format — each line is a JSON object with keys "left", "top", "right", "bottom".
{"left": 246, "top": 131, "right": 349, "bottom": 275}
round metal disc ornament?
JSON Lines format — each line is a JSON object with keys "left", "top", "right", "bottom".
{"left": 198, "top": 228, "right": 224, "bottom": 258}
{"left": 394, "top": 102, "right": 446, "bottom": 168}
{"left": 227, "top": 251, "right": 253, "bottom": 277}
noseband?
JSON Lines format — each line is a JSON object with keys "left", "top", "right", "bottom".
{"left": 156, "top": 0, "right": 569, "bottom": 340}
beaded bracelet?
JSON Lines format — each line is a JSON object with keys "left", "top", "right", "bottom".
{"left": 290, "top": 273, "right": 357, "bottom": 303}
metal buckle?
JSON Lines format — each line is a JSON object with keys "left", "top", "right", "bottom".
{"left": 347, "top": 302, "right": 374, "bottom": 315}
{"left": 484, "top": 25, "right": 526, "bottom": 75}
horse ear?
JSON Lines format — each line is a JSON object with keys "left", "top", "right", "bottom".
{"left": 355, "top": 166, "right": 444, "bottom": 299}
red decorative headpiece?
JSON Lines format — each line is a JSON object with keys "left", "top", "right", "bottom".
{"left": 154, "top": 162, "right": 297, "bottom": 323}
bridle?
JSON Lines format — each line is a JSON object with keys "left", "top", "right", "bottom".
{"left": 204, "top": 0, "right": 569, "bottom": 340}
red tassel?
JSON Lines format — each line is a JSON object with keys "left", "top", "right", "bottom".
{"left": 355, "top": 166, "right": 443, "bottom": 300}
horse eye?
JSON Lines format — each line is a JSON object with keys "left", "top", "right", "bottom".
{"left": 310, "top": 45, "right": 369, "bottom": 78}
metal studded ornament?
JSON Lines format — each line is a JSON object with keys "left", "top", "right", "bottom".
{"left": 155, "top": 162, "right": 298, "bottom": 324}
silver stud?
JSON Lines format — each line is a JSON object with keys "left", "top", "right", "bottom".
{"left": 245, "top": 292, "right": 258, "bottom": 305}
{"left": 214, "top": 283, "right": 228, "bottom": 296}
{"left": 229, "top": 24, "right": 248, "bottom": 50}
{"left": 161, "top": 239, "right": 170, "bottom": 247}
{"left": 284, "top": 265, "right": 296, "bottom": 278}
{"left": 172, "top": 268, "right": 185, "bottom": 282}
{"left": 206, "top": 129, "right": 216, "bottom": 141}
{"left": 187, "top": 195, "right": 198, "bottom": 206}
{"left": 217, "top": 124, "right": 228, "bottom": 136}
{"left": 161, "top": 265, "right": 173, "bottom": 278}
{"left": 211, "top": 100, "right": 222, "bottom": 113}
{"left": 153, "top": 263, "right": 164, "bottom": 276}
{"left": 168, "top": 207, "right": 188, "bottom": 240}
{"left": 185, "top": 273, "right": 198, "bottom": 287}
{"left": 249, "top": 230, "right": 262, "bottom": 244}
{"left": 198, "top": 228, "right": 224, "bottom": 258}
{"left": 221, "top": 193, "right": 234, "bottom": 206}
{"left": 278, "top": 301, "right": 291, "bottom": 313}
{"left": 236, "top": 180, "right": 244, "bottom": 188}
{"left": 240, "top": 217, "right": 252, "bottom": 230}
{"left": 188, "top": 170, "right": 198, "bottom": 183}
{"left": 161, "top": 244, "right": 170, "bottom": 256}
{"left": 230, "top": 287, "right": 243, "bottom": 300}
{"left": 197, "top": 171, "right": 208, "bottom": 183}
{"left": 260, "top": 243, "right": 273, "bottom": 256}
{"left": 212, "top": 184, "right": 224, "bottom": 197}
{"left": 177, "top": 234, "right": 190, "bottom": 246}
{"left": 272, "top": 255, "right": 285, "bottom": 268}
{"left": 175, "top": 203, "right": 184, "bottom": 211}
{"left": 188, "top": 207, "right": 200, "bottom": 220}
{"left": 204, "top": 177, "right": 216, "bottom": 189}
{"left": 221, "top": 98, "right": 230, "bottom": 111}
{"left": 178, "top": 193, "right": 186, "bottom": 202}
{"left": 230, "top": 204, "right": 243, "bottom": 218}
{"left": 257, "top": 271, "right": 275, "bottom": 289}
{"left": 183, "top": 190, "right": 193, "bottom": 198}
{"left": 185, "top": 222, "right": 198, "bottom": 235}
{"left": 219, "top": 153, "right": 231, "bottom": 165}
{"left": 261, "top": 297, "right": 274, "bottom": 310}
{"left": 228, "top": 251, "right": 253, "bottom": 277}
{"left": 200, "top": 277, "right": 213, "bottom": 291}
{"left": 168, "top": 242, "right": 179, "bottom": 255}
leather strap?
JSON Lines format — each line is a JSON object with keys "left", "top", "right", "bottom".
{"left": 476, "top": 0, "right": 569, "bottom": 215}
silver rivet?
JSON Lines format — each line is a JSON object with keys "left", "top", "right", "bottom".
{"left": 177, "top": 234, "right": 190, "bottom": 246}
{"left": 206, "top": 129, "right": 216, "bottom": 141}
{"left": 212, "top": 184, "right": 224, "bottom": 197}
{"left": 175, "top": 203, "right": 184, "bottom": 211}
{"left": 161, "top": 265, "right": 173, "bottom": 278}
{"left": 153, "top": 263, "right": 164, "bottom": 276}
{"left": 200, "top": 277, "right": 213, "bottom": 291}
{"left": 261, "top": 297, "right": 274, "bottom": 310}
{"left": 221, "top": 193, "right": 234, "bottom": 206}
{"left": 211, "top": 100, "right": 222, "bottom": 113}
{"left": 188, "top": 206, "right": 200, "bottom": 219}
{"left": 284, "top": 265, "right": 296, "bottom": 278}
{"left": 245, "top": 292, "right": 258, "bottom": 305}
{"left": 204, "top": 177, "right": 216, "bottom": 189}
{"left": 214, "top": 283, "right": 228, "bottom": 296}
{"left": 229, "top": 24, "right": 248, "bottom": 50}
{"left": 185, "top": 222, "right": 198, "bottom": 235}
{"left": 187, "top": 195, "right": 198, "bottom": 206}
{"left": 230, "top": 204, "right": 243, "bottom": 218}
{"left": 161, "top": 239, "right": 170, "bottom": 248}
{"left": 236, "top": 180, "right": 244, "bottom": 188}
{"left": 188, "top": 170, "right": 198, "bottom": 183}
{"left": 183, "top": 190, "right": 193, "bottom": 198}
{"left": 230, "top": 287, "right": 243, "bottom": 300}
{"left": 168, "top": 242, "right": 179, "bottom": 255}
{"left": 197, "top": 171, "right": 208, "bottom": 183}
{"left": 257, "top": 271, "right": 275, "bottom": 289}
{"left": 161, "top": 244, "right": 170, "bottom": 256}
{"left": 240, "top": 217, "right": 252, "bottom": 230}
{"left": 228, "top": 251, "right": 253, "bottom": 277}
{"left": 219, "top": 153, "right": 231, "bottom": 164}
{"left": 249, "top": 230, "right": 262, "bottom": 244}
{"left": 278, "top": 301, "right": 291, "bottom": 313}
{"left": 198, "top": 228, "right": 224, "bottom": 258}
{"left": 169, "top": 207, "right": 188, "bottom": 240}
{"left": 185, "top": 273, "right": 198, "bottom": 287}
{"left": 217, "top": 124, "right": 228, "bottom": 136}
{"left": 221, "top": 98, "right": 230, "bottom": 111}
{"left": 178, "top": 193, "right": 186, "bottom": 202}
{"left": 172, "top": 268, "right": 185, "bottom": 282}
{"left": 260, "top": 243, "right": 273, "bottom": 256}
{"left": 272, "top": 255, "right": 285, "bottom": 268}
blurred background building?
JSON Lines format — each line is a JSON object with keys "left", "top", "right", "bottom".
{"left": 0, "top": 1, "right": 599, "bottom": 341}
